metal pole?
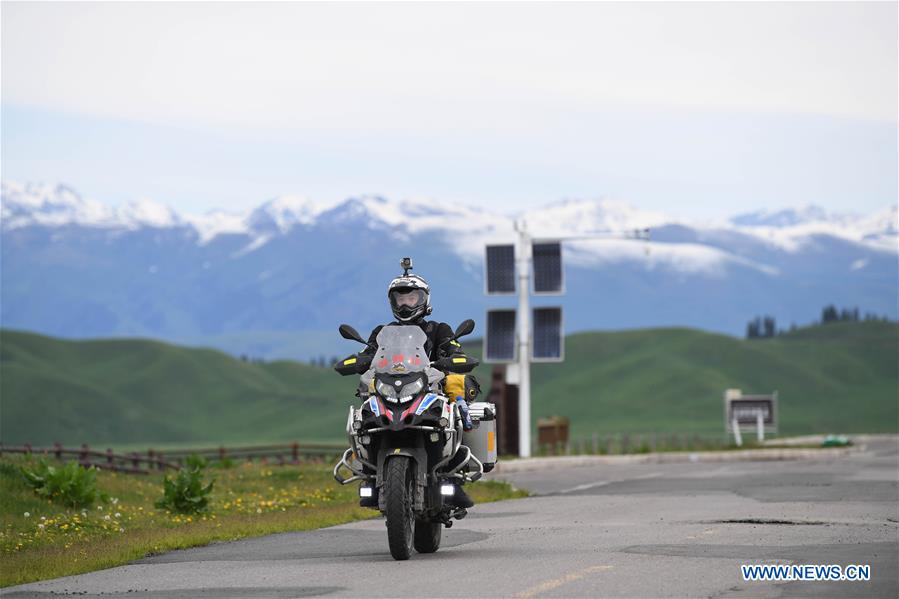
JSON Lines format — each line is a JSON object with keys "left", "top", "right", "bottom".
{"left": 731, "top": 417, "right": 742, "bottom": 447}
{"left": 756, "top": 411, "right": 764, "bottom": 443}
{"left": 516, "top": 220, "right": 532, "bottom": 458}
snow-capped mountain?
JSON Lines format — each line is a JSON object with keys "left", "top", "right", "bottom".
{"left": 4, "top": 181, "right": 894, "bottom": 255}
{"left": 1, "top": 181, "right": 896, "bottom": 359}
{"left": 730, "top": 206, "right": 837, "bottom": 228}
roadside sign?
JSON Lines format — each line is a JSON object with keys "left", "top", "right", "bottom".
{"left": 724, "top": 390, "right": 778, "bottom": 443}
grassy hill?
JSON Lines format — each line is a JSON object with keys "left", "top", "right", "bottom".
{"left": 525, "top": 321, "right": 898, "bottom": 438}
{"left": 1, "top": 322, "right": 896, "bottom": 446}
{"left": 0, "top": 330, "right": 359, "bottom": 446}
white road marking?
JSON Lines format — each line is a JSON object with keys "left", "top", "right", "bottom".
{"left": 553, "top": 471, "right": 662, "bottom": 495}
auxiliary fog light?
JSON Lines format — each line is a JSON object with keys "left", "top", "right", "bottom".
{"left": 359, "top": 435, "right": 371, "bottom": 445}
{"left": 438, "top": 417, "right": 449, "bottom": 428}
{"left": 440, "top": 484, "right": 455, "bottom": 496}
{"left": 352, "top": 420, "right": 362, "bottom": 431}
{"left": 429, "top": 433, "right": 440, "bottom": 442}
{"left": 359, "top": 486, "right": 374, "bottom": 498}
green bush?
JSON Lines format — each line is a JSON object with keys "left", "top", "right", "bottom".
{"left": 19, "top": 459, "right": 107, "bottom": 508}
{"left": 155, "top": 455, "right": 215, "bottom": 514}
{"left": 212, "top": 456, "right": 236, "bottom": 469}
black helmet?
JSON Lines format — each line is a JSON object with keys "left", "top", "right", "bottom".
{"left": 387, "top": 259, "right": 431, "bottom": 323}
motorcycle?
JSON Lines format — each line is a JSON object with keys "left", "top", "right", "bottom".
{"left": 332, "top": 319, "right": 489, "bottom": 560}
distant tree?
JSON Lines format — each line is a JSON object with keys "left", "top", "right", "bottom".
{"left": 822, "top": 305, "right": 839, "bottom": 324}
{"left": 763, "top": 316, "right": 776, "bottom": 338}
{"left": 746, "top": 319, "right": 757, "bottom": 339}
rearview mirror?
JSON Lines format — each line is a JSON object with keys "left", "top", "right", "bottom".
{"left": 454, "top": 319, "right": 475, "bottom": 340}
{"left": 339, "top": 324, "right": 366, "bottom": 344}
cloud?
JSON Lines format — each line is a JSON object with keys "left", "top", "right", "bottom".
{"left": 2, "top": 2, "right": 896, "bottom": 133}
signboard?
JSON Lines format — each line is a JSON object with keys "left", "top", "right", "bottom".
{"left": 485, "top": 245, "right": 516, "bottom": 295}
{"left": 724, "top": 391, "right": 778, "bottom": 433}
{"left": 532, "top": 242, "right": 563, "bottom": 294}
{"left": 484, "top": 309, "right": 517, "bottom": 362}
{"left": 532, "top": 306, "right": 564, "bottom": 362}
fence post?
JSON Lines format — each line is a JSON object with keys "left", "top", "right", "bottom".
{"left": 53, "top": 442, "right": 62, "bottom": 460}
{"left": 131, "top": 452, "right": 140, "bottom": 469}
{"left": 218, "top": 446, "right": 226, "bottom": 463}
{"left": 80, "top": 443, "right": 89, "bottom": 464}
{"left": 147, "top": 449, "right": 155, "bottom": 471}
{"left": 24, "top": 443, "right": 33, "bottom": 455}
{"left": 106, "top": 448, "right": 114, "bottom": 468}
{"left": 292, "top": 442, "right": 299, "bottom": 464}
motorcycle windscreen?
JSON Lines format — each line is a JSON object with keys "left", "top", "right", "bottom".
{"left": 372, "top": 325, "right": 429, "bottom": 374}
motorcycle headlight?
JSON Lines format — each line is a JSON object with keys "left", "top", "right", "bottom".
{"left": 376, "top": 380, "right": 398, "bottom": 403}
{"left": 398, "top": 379, "right": 424, "bottom": 402}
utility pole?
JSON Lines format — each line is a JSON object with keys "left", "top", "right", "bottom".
{"left": 515, "top": 220, "right": 532, "bottom": 457}
{"left": 485, "top": 223, "right": 649, "bottom": 459}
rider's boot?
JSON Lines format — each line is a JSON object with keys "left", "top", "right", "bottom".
{"left": 452, "top": 485, "right": 474, "bottom": 509}
{"left": 359, "top": 488, "right": 378, "bottom": 508}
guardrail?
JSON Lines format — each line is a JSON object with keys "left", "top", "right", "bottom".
{"left": 0, "top": 441, "right": 346, "bottom": 475}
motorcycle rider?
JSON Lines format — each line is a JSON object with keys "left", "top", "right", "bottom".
{"left": 358, "top": 258, "right": 476, "bottom": 509}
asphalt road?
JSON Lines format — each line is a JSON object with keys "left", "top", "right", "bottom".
{"left": 5, "top": 439, "right": 897, "bottom": 599}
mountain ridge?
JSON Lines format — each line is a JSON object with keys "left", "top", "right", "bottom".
{"left": 2, "top": 181, "right": 896, "bottom": 358}
{"left": 3, "top": 181, "right": 895, "bottom": 254}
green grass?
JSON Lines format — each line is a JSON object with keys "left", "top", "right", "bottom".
{"left": 1, "top": 321, "right": 897, "bottom": 447}
{"left": 0, "top": 455, "right": 527, "bottom": 587}
{"left": 524, "top": 321, "right": 898, "bottom": 438}
{"left": 0, "top": 329, "right": 358, "bottom": 446}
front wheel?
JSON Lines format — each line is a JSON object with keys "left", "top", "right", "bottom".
{"left": 413, "top": 518, "right": 442, "bottom": 553}
{"left": 385, "top": 457, "right": 414, "bottom": 560}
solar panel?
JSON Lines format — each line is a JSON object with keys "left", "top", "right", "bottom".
{"left": 485, "top": 245, "right": 516, "bottom": 294}
{"left": 532, "top": 307, "right": 563, "bottom": 361}
{"left": 484, "top": 309, "right": 517, "bottom": 362}
{"left": 532, "top": 242, "right": 563, "bottom": 294}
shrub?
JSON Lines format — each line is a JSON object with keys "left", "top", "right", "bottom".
{"left": 20, "top": 459, "right": 107, "bottom": 508}
{"left": 155, "top": 455, "right": 215, "bottom": 514}
{"left": 213, "top": 456, "right": 235, "bottom": 469}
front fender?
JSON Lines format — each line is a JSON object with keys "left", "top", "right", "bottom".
{"left": 376, "top": 447, "right": 428, "bottom": 511}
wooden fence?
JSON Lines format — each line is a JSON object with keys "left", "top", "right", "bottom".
{"left": 0, "top": 441, "right": 346, "bottom": 475}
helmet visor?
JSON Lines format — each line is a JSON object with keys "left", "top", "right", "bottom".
{"left": 390, "top": 289, "right": 426, "bottom": 310}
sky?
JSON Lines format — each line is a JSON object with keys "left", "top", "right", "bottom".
{"left": 1, "top": 1, "right": 896, "bottom": 219}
